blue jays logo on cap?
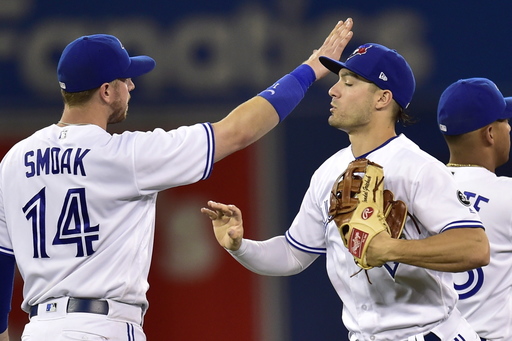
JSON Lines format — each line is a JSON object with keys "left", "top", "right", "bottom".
{"left": 346, "top": 44, "right": 373, "bottom": 61}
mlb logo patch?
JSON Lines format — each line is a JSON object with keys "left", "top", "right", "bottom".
{"left": 46, "top": 302, "right": 57, "bottom": 312}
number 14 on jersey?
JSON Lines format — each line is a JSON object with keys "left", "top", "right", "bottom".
{"left": 22, "top": 187, "right": 99, "bottom": 258}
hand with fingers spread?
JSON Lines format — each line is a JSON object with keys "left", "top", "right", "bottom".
{"left": 201, "top": 201, "right": 244, "bottom": 251}
{"left": 304, "top": 18, "right": 353, "bottom": 80}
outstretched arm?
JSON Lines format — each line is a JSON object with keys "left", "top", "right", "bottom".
{"left": 201, "top": 201, "right": 318, "bottom": 275}
{"left": 212, "top": 19, "right": 353, "bottom": 162}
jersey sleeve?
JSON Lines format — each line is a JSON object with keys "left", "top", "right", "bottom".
{"left": 228, "top": 236, "right": 319, "bottom": 276}
{"left": 132, "top": 123, "right": 214, "bottom": 194}
{"left": 285, "top": 174, "right": 329, "bottom": 254}
{"left": 409, "top": 161, "right": 484, "bottom": 234}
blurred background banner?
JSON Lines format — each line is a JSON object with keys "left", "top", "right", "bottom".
{"left": 1, "top": 1, "right": 511, "bottom": 340}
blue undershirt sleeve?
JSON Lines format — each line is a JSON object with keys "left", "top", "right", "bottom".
{"left": 0, "top": 253, "right": 15, "bottom": 333}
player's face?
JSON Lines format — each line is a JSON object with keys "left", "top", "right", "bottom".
{"left": 108, "top": 78, "right": 134, "bottom": 124}
{"left": 327, "top": 69, "right": 376, "bottom": 133}
{"left": 492, "top": 119, "right": 511, "bottom": 167}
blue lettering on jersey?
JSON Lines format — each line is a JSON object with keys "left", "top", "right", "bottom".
{"left": 24, "top": 187, "right": 100, "bottom": 258}
{"left": 25, "top": 148, "right": 90, "bottom": 178}
{"left": 384, "top": 262, "right": 400, "bottom": 277}
{"left": 454, "top": 267, "right": 484, "bottom": 299}
{"left": 451, "top": 191, "right": 488, "bottom": 299}
{"left": 462, "top": 191, "right": 489, "bottom": 212}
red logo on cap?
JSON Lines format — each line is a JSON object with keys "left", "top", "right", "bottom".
{"left": 347, "top": 44, "right": 373, "bottom": 60}
{"left": 356, "top": 46, "right": 370, "bottom": 54}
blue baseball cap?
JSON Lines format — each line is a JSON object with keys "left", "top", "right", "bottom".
{"left": 437, "top": 78, "right": 512, "bottom": 135}
{"left": 57, "top": 34, "right": 156, "bottom": 92}
{"left": 319, "top": 43, "right": 416, "bottom": 110}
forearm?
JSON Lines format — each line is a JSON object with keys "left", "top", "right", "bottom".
{"left": 228, "top": 235, "right": 318, "bottom": 276}
{"left": 372, "top": 228, "right": 490, "bottom": 272}
{"left": 212, "top": 65, "right": 315, "bottom": 162}
{"left": 212, "top": 96, "right": 279, "bottom": 162}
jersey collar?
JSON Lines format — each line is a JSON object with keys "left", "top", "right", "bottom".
{"left": 355, "top": 135, "right": 399, "bottom": 160}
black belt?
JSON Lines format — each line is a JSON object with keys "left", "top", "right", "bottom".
{"left": 30, "top": 298, "right": 109, "bottom": 318}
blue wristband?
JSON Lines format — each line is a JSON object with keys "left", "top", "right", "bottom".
{"left": 257, "top": 64, "right": 316, "bottom": 122}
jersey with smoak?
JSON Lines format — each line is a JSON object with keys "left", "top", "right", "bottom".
{"left": 0, "top": 123, "right": 214, "bottom": 313}
{"left": 449, "top": 166, "right": 512, "bottom": 340}
{"left": 285, "top": 134, "right": 484, "bottom": 340}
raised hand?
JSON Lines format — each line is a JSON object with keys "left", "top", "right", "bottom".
{"left": 305, "top": 18, "right": 354, "bottom": 80}
{"left": 201, "top": 201, "right": 244, "bottom": 251}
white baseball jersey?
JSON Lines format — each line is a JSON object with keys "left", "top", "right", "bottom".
{"left": 449, "top": 166, "right": 512, "bottom": 340}
{"left": 0, "top": 123, "right": 214, "bottom": 313}
{"left": 286, "top": 134, "right": 484, "bottom": 340}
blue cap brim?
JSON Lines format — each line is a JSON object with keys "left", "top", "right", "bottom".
{"left": 319, "top": 56, "right": 344, "bottom": 75}
{"left": 320, "top": 56, "right": 370, "bottom": 82}
{"left": 120, "top": 56, "right": 156, "bottom": 79}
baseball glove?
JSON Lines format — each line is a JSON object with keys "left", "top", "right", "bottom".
{"left": 328, "top": 158, "right": 407, "bottom": 270}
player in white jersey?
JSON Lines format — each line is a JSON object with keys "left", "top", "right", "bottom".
{"left": 0, "top": 19, "right": 354, "bottom": 341}
{"left": 201, "top": 43, "right": 490, "bottom": 341}
{"left": 437, "top": 77, "right": 512, "bottom": 341}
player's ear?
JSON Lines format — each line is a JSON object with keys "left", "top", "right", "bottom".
{"left": 98, "top": 82, "right": 113, "bottom": 103}
{"left": 375, "top": 89, "right": 393, "bottom": 110}
{"left": 480, "top": 124, "right": 494, "bottom": 146}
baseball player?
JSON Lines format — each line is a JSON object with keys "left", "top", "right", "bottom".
{"left": 202, "top": 44, "right": 490, "bottom": 341}
{"left": 0, "top": 19, "right": 354, "bottom": 341}
{"left": 437, "top": 78, "right": 512, "bottom": 341}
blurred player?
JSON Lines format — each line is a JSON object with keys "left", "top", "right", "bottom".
{"left": 0, "top": 19, "right": 353, "bottom": 341}
{"left": 202, "top": 44, "right": 489, "bottom": 340}
{"left": 437, "top": 77, "right": 512, "bottom": 341}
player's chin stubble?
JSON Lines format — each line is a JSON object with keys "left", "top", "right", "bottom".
{"left": 108, "top": 101, "right": 128, "bottom": 124}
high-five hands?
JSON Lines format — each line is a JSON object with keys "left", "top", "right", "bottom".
{"left": 305, "top": 18, "right": 353, "bottom": 80}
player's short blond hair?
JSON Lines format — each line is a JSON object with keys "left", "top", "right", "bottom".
{"left": 61, "top": 88, "right": 98, "bottom": 106}
{"left": 60, "top": 79, "right": 122, "bottom": 107}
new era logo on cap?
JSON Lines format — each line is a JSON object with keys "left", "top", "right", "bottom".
{"left": 379, "top": 72, "right": 388, "bottom": 81}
